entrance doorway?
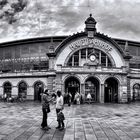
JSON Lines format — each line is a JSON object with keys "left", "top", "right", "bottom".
{"left": 104, "top": 77, "right": 118, "bottom": 103}
{"left": 65, "top": 77, "right": 80, "bottom": 103}
{"left": 85, "top": 77, "right": 99, "bottom": 102}
{"left": 133, "top": 84, "right": 140, "bottom": 101}
{"left": 3, "top": 82, "right": 12, "bottom": 98}
{"left": 34, "top": 82, "right": 44, "bottom": 101}
{"left": 18, "top": 82, "right": 27, "bottom": 99}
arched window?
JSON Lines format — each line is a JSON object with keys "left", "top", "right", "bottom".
{"left": 65, "top": 77, "right": 80, "bottom": 103}
{"left": 104, "top": 77, "right": 118, "bottom": 103}
{"left": 34, "top": 82, "right": 44, "bottom": 101}
{"left": 18, "top": 82, "right": 27, "bottom": 99}
{"left": 85, "top": 77, "right": 100, "bottom": 102}
{"left": 67, "top": 48, "right": 112, "bottom": 67}
{"left": 133, "top": 84, "right": 140, "bottom": 101}
{"left": 3, "top": 82, "right": 12, "bottom": 98}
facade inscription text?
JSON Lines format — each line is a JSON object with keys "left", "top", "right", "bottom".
{"left": 69, "top": 38, "right": 112, "bottom": 52}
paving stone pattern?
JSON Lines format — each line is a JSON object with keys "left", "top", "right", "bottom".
{"left": 0, "top": 102, "right": 140, "bottom": 140}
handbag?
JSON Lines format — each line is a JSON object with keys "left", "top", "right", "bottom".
{"left": 43, "top": 102, "right": 50, "bottom": 113}
{"left": 58, "top": 111, "right": 65, "bottom": 121}
{"left": 61, "top": 105, "right": 64, "bottom": 110}
{"left": 46, "top": 106, "right": 50, "bottom": 113}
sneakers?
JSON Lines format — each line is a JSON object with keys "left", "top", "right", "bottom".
{"left": 59, "top": 127, "right": 65, "bottom": 131}
{"left": 40, "top": 127, "right": 49, "bottom": 131}
{"left": 56, "top": 126, "right": 65, "bottom": 130}
{"left": 41, "top": 126, "right": 51, "bottom": 130}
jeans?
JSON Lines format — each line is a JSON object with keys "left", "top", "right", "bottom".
{"left": 41, "top": 108, "right": 48, "bottom": 128}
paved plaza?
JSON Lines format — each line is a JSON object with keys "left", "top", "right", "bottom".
{"left": 0, "top": 102, "right": 140, "bottom": 140}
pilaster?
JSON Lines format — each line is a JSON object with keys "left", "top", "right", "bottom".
{"left": 0, "top": 87, "right": 3, "bottom": 96}
{"left": 27, "top": 86, "right": 34, "bottom": 100}
{"left": 127, "top": 77, "right": 131, "bottom": 102}
{"left": 12, "top": 86, "right": 18, "bottom": 97}
{"left": 100, "top": 84, "right": 104, "bottom": 103}
{"left": 81, "top": 83, "right": 85, "bottom": 102}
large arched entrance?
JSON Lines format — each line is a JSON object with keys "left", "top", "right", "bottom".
{"left": 104, "top": 77, "right": 118, "bottom": 103}
{"left": 133, "top": 83, "right": 140, "bottom": 101}
{"left": 18, "top": 81, "right": 27, "bottom": 99}
{"left": 65, "top": 77, "right": 80, "bottom": 103}
{"left": 34, "top": 81, "right": 44, "bottom": 101}
{"left": 85, "top": 77, "right": 100, "bottom": 102}
{"left": 3, "top": 82, "right": 12, "bottom": 98}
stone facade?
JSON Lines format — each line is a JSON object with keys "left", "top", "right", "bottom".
{"left": 0, "top": 15, "right": 140, "bottom": 103}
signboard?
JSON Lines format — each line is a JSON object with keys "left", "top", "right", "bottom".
{"left": 69, "top": 38, "right": 112, "bottom": 52}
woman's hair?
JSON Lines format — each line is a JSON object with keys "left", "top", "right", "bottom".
{"left": 57, "top": 90, "right": 61, "bottom": 97}
{"left": 44, "top": 89, "right": 48, "bottom": 94}
{"left": 52, "top": 93, "right": 56, "bottom": 98}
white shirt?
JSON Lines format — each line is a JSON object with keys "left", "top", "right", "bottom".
{"left": 56, "top": 96, "right": 64, "bottom": 109}
{"left": 87, "top": 93, "right": 92, "bottom": 99}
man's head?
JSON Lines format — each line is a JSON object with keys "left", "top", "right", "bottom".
{"left": 57, "top": 90, "right": 61, "bottom": 97}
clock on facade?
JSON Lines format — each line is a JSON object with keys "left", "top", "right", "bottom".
{"left": 90, "top": 54, "right": 96, "bottom": 62}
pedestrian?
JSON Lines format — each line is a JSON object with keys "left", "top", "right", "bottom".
{"left": 55, "top": 90, "right": 65, "bottom": 130}
{"left": 3, "top": 93, "right": 7, "bottom": 102}
{"left": 114, "top": 93, "right": 118, "bottom": 103}
{"left": 67, "top": 92, "right": 72, "bottom": 106}
{"left": 41, "top": 89, "right": 54, "bottom": 130}
{"left": 39, "top": 85, "right": 43, "bottom": 102}
{"left": 74, "top": 91, "right": 80, "bottom": 104}
{"left": 64, "top": 92, "right": 67, "bottom": 104}
{"left": 87, "top": 92, "right": 92, "bottom": 104}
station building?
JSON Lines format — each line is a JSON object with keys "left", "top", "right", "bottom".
{"left": 0, "top": 14, "right": 140, "bottom": 103}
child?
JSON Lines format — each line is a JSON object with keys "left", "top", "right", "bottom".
{"left": 57, "top": 110, "right": 65, "bottom": 129}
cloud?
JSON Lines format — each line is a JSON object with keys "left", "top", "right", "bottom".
{"left": 94, "top": 0, "right": 140, "bottom": 41}
{"left": 0, "top": 0, "right": 140, "bottom": 42}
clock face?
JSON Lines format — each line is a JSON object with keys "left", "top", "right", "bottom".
{"left": 90, "top": 55, "right": 96, "bottom": 62}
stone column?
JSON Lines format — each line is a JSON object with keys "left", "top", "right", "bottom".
{"left": 49, "top": 57, "right": 54, "bottom": 70}
{"left": 12, "top": 86, "right": 18, "bottom": 97}
{"left": 100, "top": 84, "right": 104, "bottom": 103}
{"left": 0, "top": 86, "right": 3, "bottom": 96}
{"left": 127, "top": 77, "right": 131, "bottom": 103}
{"left": 47, "top": 76, "right": 57, "bottom": 94}
{"left": 47, "top": 53, "right": 56, "bottom": 70}
{"left": 61, "top": 83, "right": 64, "bottom": 95}
{"left": 81, "top": 83, "right": 85, "bottom": 103}
{"left": 120, "top": 85, "right": 128, "bottom": 103}
{"left": 27, "top": 86, "right": 34, "bottom": 100}
{"left": 55, "top": 74, "right": 62, "bottom": 93}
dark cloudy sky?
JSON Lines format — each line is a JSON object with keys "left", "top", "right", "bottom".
{"left": 0, "top": 0, "right": 140, "bottom": 43}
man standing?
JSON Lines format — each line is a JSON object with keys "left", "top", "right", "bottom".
{"left": 55, "top": 90, "right": 65, "bottom": 130}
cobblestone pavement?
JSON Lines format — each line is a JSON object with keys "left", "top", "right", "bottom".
{"left": 0, "top": 102, "right": 140, "bottom": 140}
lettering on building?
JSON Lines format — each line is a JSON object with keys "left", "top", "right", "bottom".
{"left": 69, "top": 38, "right": 112, "bottom": 52}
